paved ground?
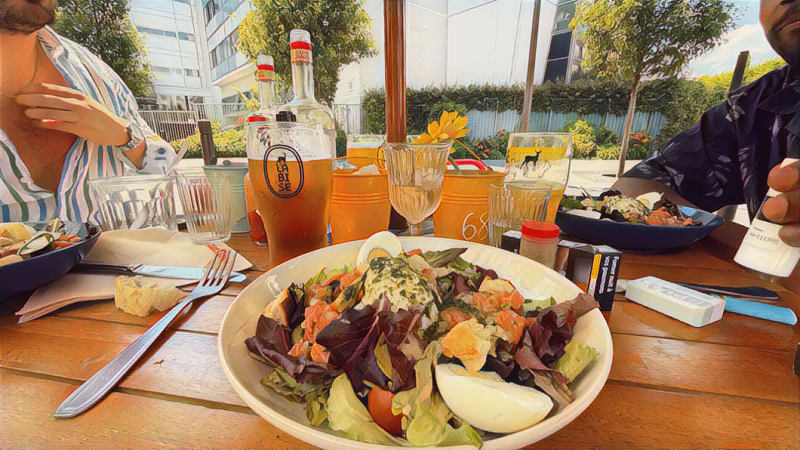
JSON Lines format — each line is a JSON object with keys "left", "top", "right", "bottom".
{"left": 180, "top": 157, "right": 751, "bottom": 227}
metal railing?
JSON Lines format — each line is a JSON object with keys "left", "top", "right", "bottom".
{"left": 191, "top": 103, "right": 249, "bottom": 128}
{"left": 139, "top": 110, "right": 199, "bottom": 142}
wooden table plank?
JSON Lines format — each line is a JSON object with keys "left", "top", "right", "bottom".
{"left": 610, "top": 300, "right": 799, "bottom": 351}
{"left": 0, "top": 371, "right": 308, "bottom": 448}
{"left": 0, "top": 317, "right": 247, "bottom": 408}
{"left": 4, "top": 370, "right": 796, "bottom": 448}
{"left": 608, "top": 333, "right": 798, "bottom": 403}
{"left": 534, "top": 382, "right": 799, "bottom": 447}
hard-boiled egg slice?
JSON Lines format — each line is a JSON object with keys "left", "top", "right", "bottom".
{"left": 435, "top": 363, "right": 553, "bottom": 433}
{"left": 356, "top": 231, "right": 403, "bottom": 266}
{"left": 635, "top": 192, "right": 662, "bottom": 209}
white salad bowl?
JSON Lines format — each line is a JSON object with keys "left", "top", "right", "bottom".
{"left": 218, "top": 237, "right": 613, "bottom": 449}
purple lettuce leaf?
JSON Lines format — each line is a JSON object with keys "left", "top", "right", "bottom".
{"left": 315, "top": 299, "right": 391, "bottom": 394}
{"left": 245, "top": 315, "right": 331, "bottom": 384}
{"left": 286, "top": 284, "right": 306, "bottom": 329}
{"left": 378, "top": 306, "right": 426, "bottom": 392}
{"left": 316, "top": 299, "right": 426, "bottom": 394}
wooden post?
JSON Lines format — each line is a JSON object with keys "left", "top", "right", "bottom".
{"left": 729, "top": 51, "right": 750, "bottom": 93}
{"left": 520, "top": 0, "right": 541, "bottom": 133}
{"left": 384, "top": 0, "right": 406, "bottom": 143}
{"left": 384, "top": 0, "right": 408, "bottom": 229}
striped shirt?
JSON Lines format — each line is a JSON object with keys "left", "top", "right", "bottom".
{"left": 0, "top": 26, "right": 176, "bottom": 223}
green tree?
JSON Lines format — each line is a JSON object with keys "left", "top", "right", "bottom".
{"left": 572, "top": 0, "right": 736, "bottom": 177}
{"left": 237, "top": 0, "right": 377, "bottom": 105}
{"left": 53, "top": 0, "right": 152, "bottom": 97}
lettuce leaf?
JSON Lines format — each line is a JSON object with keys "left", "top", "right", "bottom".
{"left": 551, "top": 341, "right": 598, "bottom": 383}
{"left": 530, "top": 292, "right": 599, "bottom": 364}
{"left": 245, "top": 315, "right": 331, "bottom": 384}
{"left": 523, "top": 297, "right": 556, "bottom": 314}
{"left": 316, "top": 299, "right": 425, "bottom": 394}
{"left": 326, "top": 374, "right": 406, "bottom": 446}
{"left": 392, "top": 342, "right": 483, "bottom": 448}
{"left": 423, "top": 248, "right": 468, "bottom": 268}
{"left": 261, "top": 367, "right": 329, "bottom": 426}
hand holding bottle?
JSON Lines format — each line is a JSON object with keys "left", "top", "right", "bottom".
{"left": 762, "top": 160, "right": 800, "bottom": 247}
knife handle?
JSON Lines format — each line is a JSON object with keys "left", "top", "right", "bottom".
{"left": 723, "top": 297, "right": 797, "bottom": 325}
{"left": 73, "top": 263, "right": 133, "bottom": 276}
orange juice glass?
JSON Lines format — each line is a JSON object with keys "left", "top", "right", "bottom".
{"left": 433, "top": 169, "right": 505, "bottom": 244}
{"left": 330, "top": 167, "right": 390, "bottom": 244}
{"left": 346, "top": 134, "right": 384, "bottom": 169}
{"left": 505, "top": 132, "right": 572, "bottom": 223}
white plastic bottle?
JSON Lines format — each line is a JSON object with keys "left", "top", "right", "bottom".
{"left": 734, "top": 158, "right": 800, "bottom": 277}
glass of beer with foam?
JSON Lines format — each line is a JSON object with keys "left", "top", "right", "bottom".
{"left": 247, "top": 121, "right": 332, "bottom": 266}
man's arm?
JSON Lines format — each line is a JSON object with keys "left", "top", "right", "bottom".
{"left": 611, "top": 177, "right": 697, "bottom": 207}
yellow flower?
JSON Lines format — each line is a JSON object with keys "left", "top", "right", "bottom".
{"left": 414, "top": 110, "right": 470, "bottom": 153}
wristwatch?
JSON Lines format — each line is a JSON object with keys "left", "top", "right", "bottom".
{"left": 119, "top": 122, "right": 145, "bottom": 152}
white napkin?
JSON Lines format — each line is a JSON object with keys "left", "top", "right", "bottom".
{"left": 17, "top": 228, "right": 252, "bottom": 322}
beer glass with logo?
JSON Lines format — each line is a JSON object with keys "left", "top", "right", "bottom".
{"left": 247, "top": 122, "right": 332, "bottom": 266}
{"left": 505, "top": 132, "right": 572, "bottom": 223}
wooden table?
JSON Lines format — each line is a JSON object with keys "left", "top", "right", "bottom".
{"left": 2, "top": 222, "right": 798, "bottom": 447}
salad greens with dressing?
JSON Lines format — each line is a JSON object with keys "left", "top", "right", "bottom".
{"left": 245, "top": 246, "right": 599, "bottom": 447}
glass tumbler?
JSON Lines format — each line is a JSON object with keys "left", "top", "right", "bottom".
{"left": 89, "top": 175, "right": 177, "bottom": 231}
{"left": 505, "top": 132, "right": 572, "bottom": 222}
{"left": 487, "top": 182, "right": 552, "bottom": 247}
{"left": 174, "top": 173, "right": 232, "bottom": 244}
{"left": 347, "top": 134, "right": 385, "bottom": 169}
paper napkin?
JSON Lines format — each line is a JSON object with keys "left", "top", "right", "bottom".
{"left": 16, "top": 228, "right": 252, "bottom": 322}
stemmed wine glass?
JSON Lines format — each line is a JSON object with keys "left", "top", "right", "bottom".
{"left": 383, "top": 141, "right": 451, "bottom": 236}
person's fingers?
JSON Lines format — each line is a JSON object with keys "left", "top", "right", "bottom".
{"left": 15, "top": 93, "right": 84, "bottom": 110}
{"left": 768, "top": 161, "right": 800, "bottom": 192}
{"left": 778, "top": 224, "right": 800, "bottom": 247}
{"left": 21, "top": 83, "right": 86, "bottom": 100}
{"left": 31, "top": 119, "right": 80, "bottom": 135}
{"left": 24, "top": 108, "right": 79, "bottom": 123}
{"left": 762, "top": 192, "right": 800, "bottom": 224}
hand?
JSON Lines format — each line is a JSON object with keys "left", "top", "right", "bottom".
{"left": 15, "top": 83, "right": 130, "bottom": 146}
{"left": 762, "top": 160, "right": 800, "bottom": 246}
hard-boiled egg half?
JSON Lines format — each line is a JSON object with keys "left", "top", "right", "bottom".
{"left": 435, "top": 363, "right": 553, "bottom": 433}
{"left": 356, "top": 231, "right": 403, "bottom": 266}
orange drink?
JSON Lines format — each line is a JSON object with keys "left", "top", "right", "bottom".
{"left": 330, "top": 168, "right": 390, "bottom": 244}
{"left": 346, "top": 134, "right": 384, "bottom": 169}
{"left": 505, "top": 132, "right": 572, "bottom": 223}
{"left": 433, "top": 170, "right": 504, "bottom": 244}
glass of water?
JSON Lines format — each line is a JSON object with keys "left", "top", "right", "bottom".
{"left": 174, "top": 173, "right": 232, "bottom": 244}
{"left": 487, "top": 182, "right": 552, "bottom": 247}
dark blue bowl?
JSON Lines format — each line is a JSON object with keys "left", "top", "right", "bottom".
{"left": 1, "top": 222, "right": 101, "bottom": 306}
{"left": 556, "top": 205, "right": 724, "bottom": 252}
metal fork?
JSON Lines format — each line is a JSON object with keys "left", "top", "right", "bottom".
{"left": 53, "top": 250, "right": 238, "bottom": 418}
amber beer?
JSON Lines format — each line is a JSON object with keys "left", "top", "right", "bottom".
{"left": 247, "top": 122, "right": 331, "bottom": 266}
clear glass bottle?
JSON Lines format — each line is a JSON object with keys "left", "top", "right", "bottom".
{"left": 278, "top": 29, "right": 336, "bottom": 158}
{"left": 734, "top": 157, "right": 800, "bottom": 277}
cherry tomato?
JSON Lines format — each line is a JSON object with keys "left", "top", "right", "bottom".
{"left": 367, "top": 387, "right": 403, "bottom": 435}
{"left": 405, "top": 248, "right": 422, "bottom": 257}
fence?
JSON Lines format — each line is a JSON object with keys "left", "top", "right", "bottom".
{"left": 139, "top": 103, "right": 251, "bottom": 142}
{"left": 139, "top": 110, "right": 199, "bottom": 142}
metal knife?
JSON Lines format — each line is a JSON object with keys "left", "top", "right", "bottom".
{"left": 74, "top": 262, "right": 246, "bottom": 283}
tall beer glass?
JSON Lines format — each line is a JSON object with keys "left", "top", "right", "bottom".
{"left": 247, "top": 122, "right": 332, "bottom": 266}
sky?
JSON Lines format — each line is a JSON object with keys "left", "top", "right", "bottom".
{"left": 687, "top": 0, "right": 780, "bottom": 78}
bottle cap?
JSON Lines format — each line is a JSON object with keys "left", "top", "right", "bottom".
{"left": 290, "top": 29, "right": 312, "bottom": 64}
{"left": 276, "top": 111, "right": 297, "bottom": 122}
{"left": 290, "top": 29, "right": 311, "bottom": 45}
{"left": 256, "top": 54, "right": 275, "bottom": 82}
{"left": 521, "top": 221, "right": 560, "bottom": 239}
{"left": 248, "top": 115, "right": 267, "bottom": 122}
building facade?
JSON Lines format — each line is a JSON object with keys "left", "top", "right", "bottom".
{"left": 129, "top": 0, "right": 212, "bottom": 109}
{"left": 196, "top": 0, "right": 254, "bottom": 104}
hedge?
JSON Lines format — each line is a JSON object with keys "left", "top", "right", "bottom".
{"left": 361, "top": 78, "right": 719, "bottom": 148}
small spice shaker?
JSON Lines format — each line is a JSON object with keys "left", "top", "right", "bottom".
{"left": 519, "top": 221, "right": 560, "bottom": 269}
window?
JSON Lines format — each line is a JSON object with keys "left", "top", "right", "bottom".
{"left": 152, "top": 66, "right": 171, "bottom": 74}
{"left": 544, "top": 58, "right": 569, "bottom": 83}
{"left": 137, "top": 26, "right": 181, "bottom": 39}
{"left": 554, "top": 1, "right": 576, "bottom": 32}
{"left": 203, "top": 0, "right": 219, "bottom": 24}
{"left": 210, "top": 28, "right": 240, "bottom": 69}
{"left": 178, "top": 32, "right": 195, "bottom": 42}
{"left": 175, "top": 0, "right": 191, "bottom": 4}
{"left": 548, "top": 32, "right": 572, "bottom": 60}
{"left": 184, "top": 69, "right": 200, "bottom": 77}
{"left": 163, "top": 30, "right": 177, "bottom": 38}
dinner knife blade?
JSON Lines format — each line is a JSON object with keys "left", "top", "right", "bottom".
{"left": 75, "top": 262, "right": 246, "bottom": 283}
{"left": 674, "top": 282, "right": 779, "bottom": 301}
